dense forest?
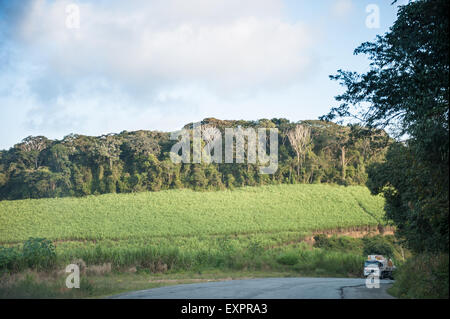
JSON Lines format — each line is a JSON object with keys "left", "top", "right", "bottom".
{"left": 0, "top": 119, "right": 390, "bottom": 200}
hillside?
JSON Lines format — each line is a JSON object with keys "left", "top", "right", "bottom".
{"left": 0, "top": 183, "right": 389, "bottom": 278}
{"left": 0, "top": 184, "right": 385, "bottom": 244}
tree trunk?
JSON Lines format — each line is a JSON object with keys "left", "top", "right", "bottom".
{"left": 341, "top": 146, "right": 346, "bottom": 181}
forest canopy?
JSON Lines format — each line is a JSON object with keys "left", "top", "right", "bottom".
{"left": 0, "top": 118, "right": 390, "bottom": 200}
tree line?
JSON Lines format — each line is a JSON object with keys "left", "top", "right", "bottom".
{"left": 0, "top": 119, "right": 389, "bottom": 200}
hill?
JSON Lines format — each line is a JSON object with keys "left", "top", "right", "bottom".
{"left": 0, "top": 184, "right": 385, "bottom": 244}
{"left": 0, "top": 184, "right": 387, "bottom": 268}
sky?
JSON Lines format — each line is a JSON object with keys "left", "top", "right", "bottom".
{"left": 0, "top": 0, "right": 408, "bottom": 150}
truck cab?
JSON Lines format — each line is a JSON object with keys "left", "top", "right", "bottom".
{"left": 364, "top": 255, "right": 395, "bottom": 279}
{"left": 364, "top": 260, "right": 382, "bottom": 277}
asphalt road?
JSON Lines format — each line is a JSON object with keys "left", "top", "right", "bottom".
{"left": 110, "top": 277, "right": 395, "bottom": 299}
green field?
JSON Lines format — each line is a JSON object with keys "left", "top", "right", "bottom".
{"left": 0, "top": 184, "right": 384, "bottom": 242}
{"left": 0, "top": 184, "right": 386, "bottom": 273}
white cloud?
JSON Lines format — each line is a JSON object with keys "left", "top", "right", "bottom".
{"left": 17, "top": 0, "right": 316, "bottom": 91}
{"left": 0, "top": 0, "right": 326, "bottom": 148}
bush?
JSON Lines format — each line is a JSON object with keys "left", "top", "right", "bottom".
{"left": 0, "top": 238, "right": 57, "bottom": 272}
{"left": 362, "top": 235, "right": 394, "bottom": 257}
{"left": 246, "top": 240, "right": 264, "bottom": 257}
{"left": 0, "top": 246, "right": 23, "bottom": 271}
{"left": 313, "top": 234, "right": 330, "bottom": 249}
{"left": 22, "top": 238, "right": 56, "bottom": 270}
{"left": 390, "top": 253, "right": 449, "bottom": 299}
{"left": 313, "top": 234, "right": 362, "bottom": 253}
{"left": 276, "top": 253, "right": 299, "bottom": 266}
{"left": 294, "top": 250, "right": 364, "bottom": 276}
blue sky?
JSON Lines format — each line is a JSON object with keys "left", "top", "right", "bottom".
{"left": 0, "top": 0, "right": 407, "bottom": 150}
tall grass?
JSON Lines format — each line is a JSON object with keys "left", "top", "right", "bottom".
{"left": 0, "top": 184, "right": 387, "bottom": 277}
{"left": 0, "top": 184, "right": 385, "bottom": 243}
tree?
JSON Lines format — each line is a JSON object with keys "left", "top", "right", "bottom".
{"left": 17, "top": 136, "right": 49, "bottom": 153}
{"left": 201, "top": 124, "right": 221, "bottom": 163}
{"left": 0, "top": 118, "right": 388, "bottom": 199}
{"left": 15, "top": 136, "right": 50, "bottom": 170}
{"left": 287, "top": 124, "right": 312, "bottom": 177}
{"left": 334, "top": 126, "right": 351, "bottom": 182}
{"left": 96, "top": 134, "right": 121, "bottom": 170}
{"left": 322, "top": 0, "right": 449, "bottom": 253}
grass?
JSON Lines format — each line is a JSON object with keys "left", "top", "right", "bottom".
{"left": 0, "top": 184, "right": 390, "bottom": 298}
{"left": 0, "top": 269, "right": 307, "bottom": 299}
{"left": 0, "top": 184, "right": 386, "bottom": 270}
{"left": 2, "top": 234, "right": 405, "bottom": 298}
{"left": 0, "top": 184, "right": 385, "bottom": 243}
{"left": 0, "top": 254, "right": 366, "bottom": 299}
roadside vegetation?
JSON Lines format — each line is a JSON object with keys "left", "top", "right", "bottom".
{"left": 0, "top": 183, "right": 398, "bottom": 298}
{"left": 0, "top": 233, "right": 402, "bottom": 298}
{"left": 388, "top": 253, "right": 449, "bottom": 299}
{"left": 322, "top": 0, "right": 449, "bottom": 299}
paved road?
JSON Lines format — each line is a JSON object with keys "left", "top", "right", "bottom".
{"left": 110, "top": 277, "right": 395, "bottom": 299}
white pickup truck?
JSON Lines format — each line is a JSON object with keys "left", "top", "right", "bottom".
{"left": 363, "top": 255, "right": 395, "bottom": 279}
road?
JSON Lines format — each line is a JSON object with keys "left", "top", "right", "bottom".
{"left": 110, "top": 277, "right": 395, "bottom": 299}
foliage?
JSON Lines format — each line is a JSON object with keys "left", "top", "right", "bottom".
{"left": 362, "top": 235, "right": 394, "bottom": 258}
{"left": 390, "top": 253, "right": 449, "bottom": 299}
{"left": 2, "top": 235, "right": 375, "bottom": 279}
{"left": 22, "top": 238, "right": 56, "bottom": 270}
{"left": 367, "top": 143, "right": 449, "bottom": 253}
{"left": 276, "top": 253, "right": 299, "bottom": 266}
{"left": 322, "top": 0, "right": 449, "bottom": 254}
{"left": 313, "top": 234, "right": 362, "bottom": 253}
{"left": 0, "top": 246, "right": 22, "bottom": 272}
{"left": 294, "top": 250, "right": 364, "bottom": 277}
{"left": 0, "top": 238, "right": 56, "bottom": 272}
{"left": 0, "top": 119, "right": 389, "bottom": 200}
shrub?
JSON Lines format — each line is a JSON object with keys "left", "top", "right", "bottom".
{"left": 0, "top": 246, "right": 23, "bottom": 271}
{"left": 22, "top": 238, "right": 56, "bottom": 270}
{"left": 313, "top": 234, "right": 362, "bottom": 253}
{"left": 313, "top": 234, "right": 330, "bottom": 249}
{"left": 276, "top": 253, "right": 299, "bottom": 266}
{"left": 246, "top": 240, "right": 264, "bottom": 257}
{"left": 362, "top": 235, "right": 394, "bottom": 257}
{"left": 294, "top": 250, "right": 364, "bottom": 276}
{"left": 390, "top": 253, "right": 449, "bottom": 299}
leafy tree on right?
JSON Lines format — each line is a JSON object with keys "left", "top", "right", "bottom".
{"left": 321, "top": 0, "right": 449, "bottom": 254}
